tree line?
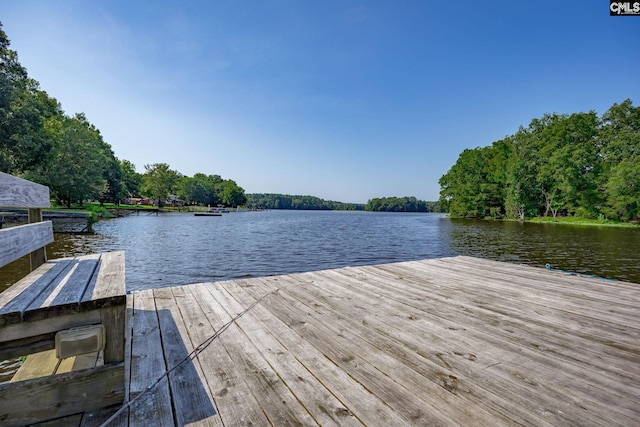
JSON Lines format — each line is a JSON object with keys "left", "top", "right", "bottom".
{"left": 439, "top": 100, "right": 640, "bottom": 222}
{"left": 365, "top": 197, "right": 443, "bottom": 212}
{"left": 245, "top": 194, "right": 444, "bottom": 213}
{"left": 0, "top": 23, "right": 246, "bottom": 208}
{"left": 246, "top": 193, "right": 364, "bottom": 210}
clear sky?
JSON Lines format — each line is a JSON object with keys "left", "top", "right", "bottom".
{"left": 2, "top": 1, "right": 638, "bottom": 203}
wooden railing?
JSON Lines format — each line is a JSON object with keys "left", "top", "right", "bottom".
{"left": 0, "top": 171, "right": 53, "bottom": 271}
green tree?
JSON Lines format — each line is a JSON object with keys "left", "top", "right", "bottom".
{"left": 177, "top": 173, "right": 224, "bottom": 206}
{"left": 439, "top": 143, "right": 508, "bottom": 218}
{"left": 599, "top": 99, "right": 640, "bottom": 220}
{"left": 142, "top": 163, "right": 180, "bottom": 207}
{"left": 119, "top": 159, "right": 142, "bottom": 198}
{"left": 97, "top": 147, "right": 124, "bottom": 205}
{"left": 221, "top": 179, "right": 247, "bottom": 207}
{"left": 28, "top": 114, "right": 109, "bottom": 206}
{"left": 1, "top": 23, "right": 60, "bottom": 174}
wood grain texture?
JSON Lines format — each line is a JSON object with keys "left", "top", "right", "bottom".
{"left": 122, "top": 256, "right": 640, "bottom": 426}
{"left": 81, "top": 251, "right": 126, "bottom": 309}
{"left": 28, "top": 208, "right": 47, "bottom": 270}
{"left": 155, "top": 286, "right": 222, "bottom": 426}
{"left": 0, "top": 221, "right": 53, "bottom": 269}
{"left": 0, "top": 252, "right": 125, "bottom": 328}
{"left": 127, "top": 289, "right": 174, "bottom": 426}
{"left": 0, "top": 172, "right": 50, "bottom": 208}
{"left": 0, "top": 363, "right": 124, "bottom": 427}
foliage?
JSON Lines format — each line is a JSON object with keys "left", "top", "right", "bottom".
{"left": 365, "top": 196, "right": 442, "bottom": 213}
{"left": 141, "top": 163, "right": 180, "bottom": 208}
{"left": 119, "top": 159, "right": 142, "bottom": 198}
{"left": 439, "top": 100, "right": 640, "bottom": 222}
{"left": 246, "top": 194, "right": 365, "bottom": 211}
{"left": 221, "top": 179, "right": 247, "bottom": 208}
{"left": 1, "top": 23, "right": 59, "bottom": 174}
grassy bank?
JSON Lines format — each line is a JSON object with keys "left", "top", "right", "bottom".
{"left": 526, "top": 216, "right": 639, "bottom": 228}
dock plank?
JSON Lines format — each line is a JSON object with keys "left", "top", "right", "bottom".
{"left": 327, "top": 265, "right": 639, "bottom": 424}
{"left": 185, "top": 283, "right": 301, "bottom": 426}
{"left": 127, "top": 289, "right": 173, "bottom": 426}
{"left": 309, "top": 268, "right": 630, "bottom": 426}
{"left": 114, "top": 256, "right": 640, "bottom": 426}
{"left": 154, "top": 286, "right": 222, "bottom": 426}
{"left": 202, "top": 282, "right": 365, "bottom": 426}
{"left": 213, "top": 279, "right": 412, "bottom": 426}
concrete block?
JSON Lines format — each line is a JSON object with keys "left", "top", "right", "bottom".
{"left": 55, "top": 325, "right": 105, "bottom": 359}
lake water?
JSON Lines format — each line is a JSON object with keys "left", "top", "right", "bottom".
{"left": 2, "top": 210, "right": 639, "bottom": 292}
{"left": 1, "top": 210, "right": 639, "bottom": 382}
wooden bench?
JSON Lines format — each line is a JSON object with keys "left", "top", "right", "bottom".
{"left": 0, "top": 172, "right": 126, "bottom": 426}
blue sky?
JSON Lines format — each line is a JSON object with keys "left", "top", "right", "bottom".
{"left": 2, "top": 1, "right": 638, "bottom": 203}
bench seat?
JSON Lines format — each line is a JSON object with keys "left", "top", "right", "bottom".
{"left": 0, "top": 251, "right": 126, "bottom": 426}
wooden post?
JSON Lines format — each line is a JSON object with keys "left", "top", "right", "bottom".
{"left": 28, "top": 208, "right": 47, "bottom": 271}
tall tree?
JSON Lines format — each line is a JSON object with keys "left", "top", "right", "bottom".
{"left": 0, "top": 23, "right": 60, "bottom": 173}
{"left": 28, "top": 113, "right": 109, "bottom": 206}
{"left": 600, "top": 99, "right": 640, "bottom": 220}
{"left": 439, "top": 143, "right": 507, "bottom": 218}
{"left": 142, "top": 163, "right": 180, "bottom": 207}
{"left": 220, "top": 179, "right": 247, "bottom": 207}
{"left": 119, "top": 159, "right": 142, "bottom": 198}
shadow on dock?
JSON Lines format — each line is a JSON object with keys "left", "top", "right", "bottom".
{"left": 126, "top": 305, "right": 217, "bottom": 425}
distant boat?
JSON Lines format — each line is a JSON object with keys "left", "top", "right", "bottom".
{"left": 194, "top": 212, "right": 222, "bottom": 217}
{"left": 209, "top": 206, "right": 231, "bottom": 214}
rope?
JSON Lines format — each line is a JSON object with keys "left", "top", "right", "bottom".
{"left": 100, "top": 288, "right": 279, "bottom": 427}
{"left": 544, "top": 263, "right": 617, "bottom": 281}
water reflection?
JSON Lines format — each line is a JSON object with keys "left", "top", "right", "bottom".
{"left": 443, "top": 218, "right": 640, "bottom": 282}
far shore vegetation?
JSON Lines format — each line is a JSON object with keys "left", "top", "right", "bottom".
{"left": 439, "top": 99, "right": 639, "bottom": 225}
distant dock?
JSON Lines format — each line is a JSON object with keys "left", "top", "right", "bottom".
{"left": 100, "top": 256, "right": 638, "bottom": 425}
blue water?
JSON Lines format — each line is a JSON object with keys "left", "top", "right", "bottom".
{"left": 91, "top": 210, "right": 454, "bottom": 290}
{"left": 3, "top": 210, "right": 639, "bottom": 292}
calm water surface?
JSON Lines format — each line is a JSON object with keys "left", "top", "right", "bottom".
{"left": 2, "top": 210, "right": 639, "bottom": 291}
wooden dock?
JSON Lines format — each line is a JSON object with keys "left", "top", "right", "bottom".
{"left": 96, "top": 255, "right": 640, "bottom": 426}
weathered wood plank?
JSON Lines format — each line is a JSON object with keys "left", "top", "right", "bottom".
{"left": 188, "top": 287, "right": 324, "bottom": 425}
{"left": 202, "top": 281, "right": 371, "bottom": 426}
{"left": 0, "top": 309, "right": 101, "bottom": 344}
{"left": 0, "top": 171, "right": 50, "bottom": 208}
{"left": 81, "top": 251, "right": 126, "bottom": 309}
{"left": 366, "top": 262, "right": 640, "bottom": 378}
{"left": 244, "top": 275, "right": 503, "bottom": 426}
{"left": 28, "top": 208, "right": 47, "bottom": 270}
{"left": 101, "top": 305, "right": 126, "bottom": 364}
{"left": 127, "top": 289, "right": 173, "bottom": 426}
{"left": 80, "top": 404, "right": 128, "bottom": 427}
{"left": 323, "top": 264, "right": 640, "bottom": 425}
{"left": 0, "top": 363, "right": 124, "bottom": 427}
{"left": 172, "top": 284, "right": 272, "bottom": 426}
{"left": 289, "top": 270, "right": 592, "bottom": 426}
{"left": 0, "top": 221, "right": 53, "bottom": 269}
{"left": 57, "top": 351, "right": 99, "bottom": 373}
{"left": 212, "top": 279, "right": 413, "bottom": 426}
{"left": 0, "top": 259, "right": 70, "bottom": 327}
{"left": 153, "top": 286, "right": 222, "bottom": 426}
{"left": 10, "top": 350, "right": 99, "bottom": 383}
{"left": 23, "top": 255, "right": 100, "bottom": 322}
{"left": 31, "top": 413, "right": 83, "bottom": 427}
{"left": 10, "top": 349, "right": 59, "bottom": 382}
{"left": 0, "top": 332, "right": 55, "bottom": 360}
{"left": 428, "top": 257, "right": 640, "bottom": 320}
{"left": 180, "top": 287, "right": 269, "bottom": 426}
